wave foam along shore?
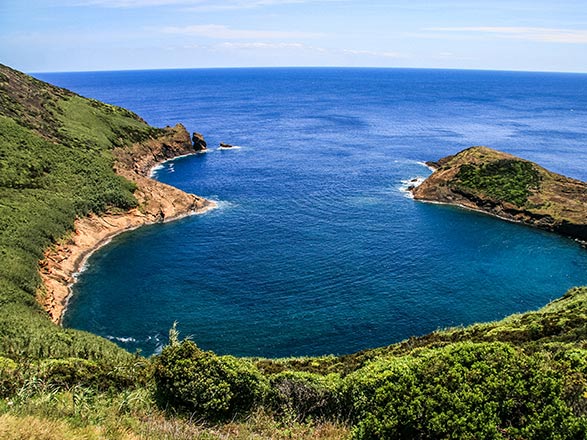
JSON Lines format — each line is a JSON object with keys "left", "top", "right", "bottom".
{"left": 399, "top": 176, "right": 427, "bottom": 198}
{"left": 148, "top": 152, "right": 204, "bottom": 178}
{"left": 417, "top": 160, "right": 437, "bottom": 172}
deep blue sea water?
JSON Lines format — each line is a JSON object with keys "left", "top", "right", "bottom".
{"left": 36, "top": 68, "right": 587, "bottom": 358}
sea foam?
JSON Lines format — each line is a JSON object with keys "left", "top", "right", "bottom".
{"left": 416, "top": 161, "right": 437, "bottom": 172}
{"left": 106, "top": 335, "right": 137, "bottom": 343}
{"left": 149, "top": 163, "right": 165, "bottom": 178}
{"left": 399, "top": 177, "right": 426, "bottom": 198}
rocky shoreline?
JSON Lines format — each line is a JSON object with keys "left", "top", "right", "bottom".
{"left": 411, "top": 146, "right": 587, "bottom": 243}
{"left": 39, "top": 124, "right": 216, "bottom": 324}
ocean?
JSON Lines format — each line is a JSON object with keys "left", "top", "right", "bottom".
{"left": 36, "top": 68, "right": 587, "bottom": 357}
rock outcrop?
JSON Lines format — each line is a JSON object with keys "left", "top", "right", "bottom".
{"left": 411, "top": 146, "right": 587, "bottom": 242}
{"left": 113, "top": 123, "right": 212, "bottom": 221}
{"left": 192, "top": 131, "right": 207, "bottom": 152}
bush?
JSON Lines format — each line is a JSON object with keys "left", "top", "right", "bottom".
{"left": 0, "top": 356, "right": 21, "bottom": 397}
{"left": 342, "top": 355, "right": 418, "bottom": 426}
{"left": 346, "top": 342, "right": 587, "bottom": 439}
{"left": 154, "top": 340, "right": 268, "bottom": 421}
{"left": 37, "top": 356, "right": 148, "bottom": 391}
{"left": 269, "top": 371, "right": 343, "bottom": 422}
{"left": 0, "top": 66, "right": 161, "bottom": 361}
{"left": 455, "top": 159, "right": 541, "bottom": 206}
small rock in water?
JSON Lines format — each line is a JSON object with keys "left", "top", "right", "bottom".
{"left": 220, "top": 142, "right": 234, "bottom": 149}
{"left": 192, "top": 132, "right": 207, "bottom": 151}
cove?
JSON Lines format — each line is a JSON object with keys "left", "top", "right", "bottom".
{"left": 46, "top": 68, "right": 587, "bottom": 357}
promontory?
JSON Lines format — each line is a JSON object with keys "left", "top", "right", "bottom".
{"left": 411, "top": 146, "right": 587, "bottom": 242}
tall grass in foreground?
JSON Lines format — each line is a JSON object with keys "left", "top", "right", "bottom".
{"left": 1, "top": 288, "right": 586, "bottom": 439}
{"left": 0, "top": 378, "right": 350, "bottom": 440}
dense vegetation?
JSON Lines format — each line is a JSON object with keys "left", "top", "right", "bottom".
{"left": 2, "top": 288, "right": 586, "bottom": 438}
{"left": 0, "top": 64, "right": 586, "bottom": 438}
{"left": 455, "top": 159, "right": 542, "bottom": 206}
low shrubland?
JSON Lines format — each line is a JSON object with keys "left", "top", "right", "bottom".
{"left": 0, "top": 65, "right": 156, "bottom": 361}
{"left": 455, "top": 159, "right": 542, "bottom": 206}
{"left": 2, "top": 287, "right": 586, "bottom": 439}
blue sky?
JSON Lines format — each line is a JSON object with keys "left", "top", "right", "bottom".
{"left": 1, "top": 0, "right": 586, "bottom": 73}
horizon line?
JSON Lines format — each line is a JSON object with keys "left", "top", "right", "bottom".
{"left": 29, "top": 65, "right": 587, "bottom": 76}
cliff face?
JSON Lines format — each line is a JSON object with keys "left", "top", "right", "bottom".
{"left": 114, "top": 123, "right": 210, "bottom": 221}
{"left": 412, "top": 146, "right": 587, "bottom": 241}
{"left": 40, "top": 125, "right": 214, "bottom": 323}
{"left": 115, "top": 124, "right": 205, "bottom": 176}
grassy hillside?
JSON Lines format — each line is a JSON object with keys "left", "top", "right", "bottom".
{"left": 0, "top": 65, "right": 586, "bottom": 439}
{"left": 0, "top": 63, "right": 162, "bottom": 362}
{"left": 1, "top": 288, "right": 585, "bottom": 439}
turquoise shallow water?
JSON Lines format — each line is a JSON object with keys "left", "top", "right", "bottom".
{"left": 37, "top": 68, "right": 587, "bottom": 357}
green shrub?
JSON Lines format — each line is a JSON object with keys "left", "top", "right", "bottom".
{"left": 342, "top": 355, "right": 419, "bottom": 425}
{"left": 346, "top": 342, "right": 587, "bottom": 440}
{"left": 0, "top": 66, "right": 160, "bottom": 361}
{"left": 36, "top": 357, "right": 145, "bottom": 392}
{"left": 38, "top": 358, "right": 101, "bottom": 389}
{"left": 555, "top": 348, "right": 587, "bottom": 374}
{"left": 154, "top": 340, "right": 268, "bottom": 420}
{"left": 455, "top": 159, "right": 541, "bottom": 206}
{"left": 269, "top": 371, "right": 343, "bottom": 422}
{"left": 0, "top": 356, "right": 21, "bottom": 397}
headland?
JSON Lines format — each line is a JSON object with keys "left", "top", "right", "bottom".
{"left": 411, "top": 146, "right": 587, "bottom": 243}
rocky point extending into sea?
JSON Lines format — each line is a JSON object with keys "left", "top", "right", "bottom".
{"left": 411, "top": 146, "right": 587, "bottom": 243}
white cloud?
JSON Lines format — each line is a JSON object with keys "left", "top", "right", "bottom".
{"left": 342, "top": 49, "right": 401, "bottom": 58}
{"left": 197, "top": 41, "right": 402, "bottom": 59}
{"left": 160, "top": 24, "right": 324, "bottom": 39}
{"left": 183, "top": 0, "right": 310, "bottom": 11}
{"left": 432, "top": 51, "right": 475, "bottom": 61}
{"left": 216, "top": 42, "right": 307, "bottom": 49}
{"left": 74, "top": 0, "right": 332, "bottom": 9}
{"left": 75, "top": 0, "right": 191, "bottom": 6}
{"left": 427, "top": 26, "right": 587, "bottom": 44}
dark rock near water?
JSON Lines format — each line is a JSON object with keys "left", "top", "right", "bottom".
{"left": 220, "top": 142, "right": 234, "bottom": 149}
{"left": 192, "top": 132, "right": 207, "bottom": 151}
{"left": 425, "top": 155, "right": 454, "bottom": 170}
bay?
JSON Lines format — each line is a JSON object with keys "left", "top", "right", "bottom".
{"left": 37, "top": 68, "right": 587, "bottom": 357}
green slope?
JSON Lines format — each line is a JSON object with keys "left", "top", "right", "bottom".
{"left": 0, "top": 63, "right": 161, "bottom": 362}
{"left": 413, "top": 146, "right": 587, "bottom": 241}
